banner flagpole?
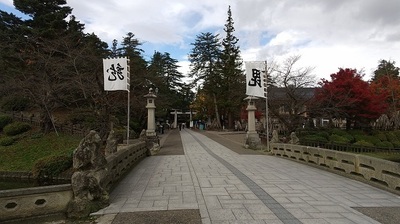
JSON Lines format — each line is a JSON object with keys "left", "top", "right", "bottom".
{"left": 103, "top": 56, "right": 130, "bottom": 145}
{"left": 127, "top": 90, "right": 130, "bottom": 145}
{"left": 264, "top": 60, "right": 270, "bottom": 149}
{"left": 127, "top": 58, "right": 130, "bottom": 146}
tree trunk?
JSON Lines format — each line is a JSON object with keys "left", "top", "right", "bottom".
{"left": 228, "top": 112, "right": 233, "bottom": 129}
{"left": 346, "top": 118, "right": 352, "bottom": 130}
{"left": 40, "top": 107, "right": 53, "bottom": 133}
{"left": 213, "top": 93, "right": 221, "bottom": 129}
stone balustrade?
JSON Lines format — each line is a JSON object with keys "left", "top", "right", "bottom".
{"left": 0, "top": 184, "right": 72, "bottom": 222}
{"left": 0, "top": 141, "right": 147, "bottom": 222}
{"left": 271, "top": 143, "right": 400, "bottom": 194}
{"left": 103, "top": 140, "right": 148, "bottom": 190}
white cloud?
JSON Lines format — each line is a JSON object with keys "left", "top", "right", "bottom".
{"left": 0, "top": 0, "right": 12, "bottom": 6}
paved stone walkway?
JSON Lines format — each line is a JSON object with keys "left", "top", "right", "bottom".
{"left": 92, "top": 129, "right": 400, "bottom": 224}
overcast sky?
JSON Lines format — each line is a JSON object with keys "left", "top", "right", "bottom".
{"left": 1, "top": 0, "right": 400, "bottom": 82}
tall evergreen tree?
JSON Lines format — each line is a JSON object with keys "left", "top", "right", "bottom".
{"left": 370, "top": 60, "right": 400, "bottom": 115}
{"left": 1, "top": 0, "right": 112, "bottom": 135}
{"left": 218, "top": 5, "right": 245, "bottom": 128}
{"left": 110, "top": 39, "right": 120, "bottom": 57}
{"left": 372, "top": 59, "right": 400, "bottom": 81}
{"left": 118, "top": 32, "right": 148, "bottom": 130}
{"left": 2, "top": 0, "right": 88, "bottom": 132}
{"left": 189, "top": 32, "right": 222, "bottom": 128}
{"left": 148, "top": 51, "right": 184, "bottom": 91}
{"left": 0, "top": 11, "right": 24, "bottom": 96}
{"left": 148, "top": 51, "right": 187, "bottom": 120}
{"left": 14, "top": 0, "right": 73, "bottom": 38}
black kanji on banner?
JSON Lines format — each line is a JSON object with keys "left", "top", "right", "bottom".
{"left": 248, "top": 68, "right": 262, "bottom": 88}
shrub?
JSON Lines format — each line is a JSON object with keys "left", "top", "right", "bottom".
{"left": 373, "top": 131, "right": 387, "bottom": 141}
{"left": 376, "top": 141, "right": 394, "bottom": 149}
{"left": 353, "top": 140, "right": 374, "bottom": 147}
{"left": 330, "top": 129, "right": 346, "bottom": 135}
{"left": 316, "top": 131, "right": 330, "bottom": 139}
{"left": 347, "top": 129, "right": 365, "bottom": 136}
{"left": 114, "top": 128, "right": 127, "bottom": 144}
{"left": 329, "top": 134, "right": 351, "bottom": 144}
{"left": 391, "top": 141, "right": 400, "bottom": 148}
{"left": 302, "top": 134, "right": 328, "bottom": 143}
{"left": 354, "top": 135, "right": 381, "bottom": 146}
{"left": 32, "top": 155, "right": 72, "bottom": 179}
{"left": 0, "top": 137, "right": 15, "bottom": 146}
{"left": 385, "top": 132, "right": 399, "bottom": 143}
{"left": 0, "top": 115, "right": 12, "bottom": 130}
{"left": 330, "top": 129, "right": 354, "bottom": 142}
{"left": 3, "top": 122, "right": 31, "bottom": 136}
{"left": 30, "top": 132, "right": 44, "bottom": 139}
{"left": 1, "top": 96, "right": 30, "bottom": 111}
{"left": 393, "top": 130, "right": 400, "bottom": 139}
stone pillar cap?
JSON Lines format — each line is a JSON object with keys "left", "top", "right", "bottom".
{"left": 244, "top": 96, "right": 259, "bottom": 101}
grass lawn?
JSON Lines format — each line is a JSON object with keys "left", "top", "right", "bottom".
{"left": 0, "top": 131, "right": 81, "bottom": 172}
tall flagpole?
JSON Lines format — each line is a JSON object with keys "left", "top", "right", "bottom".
{"left": 127, "top": 90, "right": 130, "bottom": 145}
{"left": 126, "top": 57, "right": 131, "bottom": 146}
{"left": 265, "top": 60, "right": 270, "bottom": 150}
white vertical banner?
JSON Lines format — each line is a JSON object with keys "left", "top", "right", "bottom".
{"left": 245, "top": 61, "right": 266, "bottom": 98}
{"left": 103, "top": 57, "right": 129, "bottom": 91}
{"left": 103, "top": 57, "right": 131, "bottom": 145}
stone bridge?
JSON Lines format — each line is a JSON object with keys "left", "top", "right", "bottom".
{"left": 92, "top": 129, "right": 400, "bottom": 224}
{"left": 1, "top": 128, "right": 400, "bottom": 223}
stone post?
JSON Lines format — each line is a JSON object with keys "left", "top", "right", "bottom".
{"left": 144, "top": 88, "right": 160, "bottom": 155}
{"left": 144, "top": 88, "right": 157, "bottom": 137}
{"left": 174, "top": 110, "right": 178, "bottom": 129}
{"left": 244, "top": 96, "right": 261, "bottom": 149}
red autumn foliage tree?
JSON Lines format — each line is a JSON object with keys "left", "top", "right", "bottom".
{"left": 370, "top": 73, "right": 400, "bottom": 116}
{"left": 313, "top": 68, "right": 388, "bottom": 129}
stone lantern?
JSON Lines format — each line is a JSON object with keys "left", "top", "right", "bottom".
{"left": 144, "top": 88, "right": 157, "bottom": 137}
{"left": 244, "top": 96, "right": 261, "bottom": 149}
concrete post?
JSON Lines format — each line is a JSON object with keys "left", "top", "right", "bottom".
{"left": 144, "top": 88, "right": 160, "bottom": 155}
{"left": 174, "top": 110, "right": 178, "bottom": 129}
{"left": 144, "top": 88, "right": 157, "bottom": 137}
{"left": 244, "top": 96, "right": 261, "bottom": 149}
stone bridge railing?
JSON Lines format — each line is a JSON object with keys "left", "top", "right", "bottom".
{"left": 271, "top": 143, "right": 400, "bottom": 195}
{"left": 0, "top": 140, "right": 147, "bottom": 222}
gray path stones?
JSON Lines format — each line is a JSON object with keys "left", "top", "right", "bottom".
{"left": 93, "top": 129, "right": 400, "bottom": 224}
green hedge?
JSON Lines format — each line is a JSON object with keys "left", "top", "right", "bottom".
{"left": 353, "top": 140, "right": 374, "bottom": 147}
{"left": 376, "top": 141, "right": 394, "bottom": 148}
{"left": 1, "top": 96, "right": 29, "bottom": 111}
{"left": 301, "top": 129, "right": 400, "bottom": 149}
{"left": 391, "top": 141, "right": 400, "bottom": 148}
{"left": 375, "top": 131, "right": 387, "bottom": 141}
{"left": 385, "top": 132, "right": 399, "bottom": 143}
{"left": 331, "top": 129, "right": 354, "bottom": 142}
{"left": 3, "top": 122, "right": 31, "bottom": 136}
{"left": 329, "top": 134, "right": 351, "bottom": 144}
{"left": 353, "top": 135, "right": 381, "bottom": 146}
{"left": 393, "top": 130, "right": 400, "bottom": 139}
{"left": 0, "top": 115, "right": 12, "bottom": 130}
{"left": 302, "top": 134, "right": 328, "bottom": 143}
{"left": 316, "top": 131, "right": 330, "bottom": 139}
{"left": 32, "top": 155, "right": 72, "bottom": 179}
{"left": 0, "top": 137, "right": 15, "bottom": 146}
